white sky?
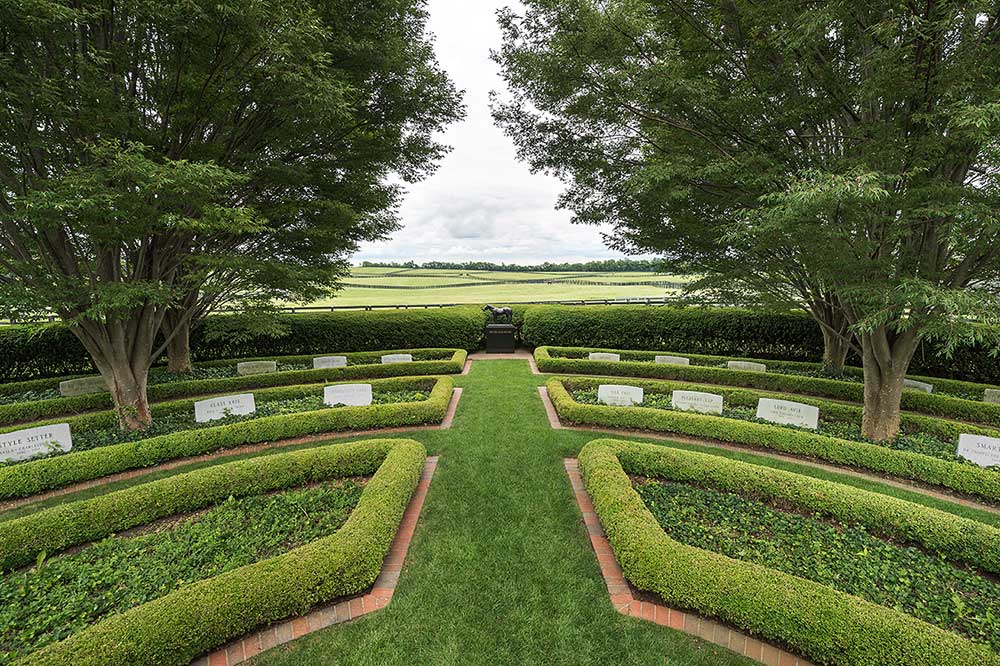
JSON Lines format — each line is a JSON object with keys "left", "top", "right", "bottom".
{"left": 355, "top": 0, "right": 640, "bottom": 265}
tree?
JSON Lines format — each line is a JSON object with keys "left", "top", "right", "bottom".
{"left": 0, "top": 0, "right": 462, "bottom": 428}
{"left": 494, "top": 0, "right": 1000, "bottom": 439}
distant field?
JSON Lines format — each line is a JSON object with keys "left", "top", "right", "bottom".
{"left": 295, "top": 268, "right": 693, "bottom": 307}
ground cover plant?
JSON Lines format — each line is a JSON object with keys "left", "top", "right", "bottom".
{"left": 579, "top": 438, "right": 1000, "bottom": 666}
{"left": 0, "top": 479, "right": 364, "bottom": 664}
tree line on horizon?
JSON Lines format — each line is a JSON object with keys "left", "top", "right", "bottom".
{"left": 358, "top": 259, "right": 665, "bottom": 272}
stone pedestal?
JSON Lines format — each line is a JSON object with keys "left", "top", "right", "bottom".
{"left": 485, "top": 324, "right": 516, "bottom": 353}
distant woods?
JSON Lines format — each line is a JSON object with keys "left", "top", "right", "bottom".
{"left": 359, "top": 259, "right": 666, "bottom": 273}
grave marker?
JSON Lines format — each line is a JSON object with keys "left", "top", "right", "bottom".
{"left": 589, "top": 352, "right": 621, "bottom": 362}
{"left": 324, "top": 383, "right": 373, "bottom": 407}
{"left": 756, "top": 398, "right": 819, "bottom": 429}
{"left": 985, "top": 389, "right": 1000, "bottom": 405}
{"left": 381, "top": 354, "right": 413, "bottom": 364}
{"left": 0, "top": 423, "right": 72, "bottom": 462}
{"left": 58, "top": 376, "right": 108, "bottom": 397}
{"left": 957, "top": 434, "right": 1000, "bottom": 468}
{"left": 903, "top": 378, "right": 933, "bottom": 394}
{"left": 194, "top": 394, "right": 256, "bottom": 423}
{"left": 671, "top": 390, "right": 723, "bottom": 415}
{"left": 237, "top": 361, "right": 277, "bottom": 376}
{"left": 313, "top": 356, "right": 348, "bottom": 369}
{"left": 728, "top": 360, "right": 767, "bottom": 373}
{"left": 597, "top": 384, "right": 644, "bottom": 406}
{"left": 655, "top": 355, "right": 690, "bottom": 366}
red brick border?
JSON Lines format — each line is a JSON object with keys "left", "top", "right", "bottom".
{"left": 189, "top": 456, "right": 439, "bottom": 666}
{"left": 539, "top": 387, "right": 1000, "bottom": 517}
{"left": 564, "top": 458, "right": 813, "bottom": 666}
{"left": 1, "top": 390, "right": 461, "bottom": 515}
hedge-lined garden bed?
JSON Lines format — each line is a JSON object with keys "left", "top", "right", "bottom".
{"left": 549, "top": 378, "right": 1000, "bottom": 503}
{"left": 4, "top": 438, "right": 425, "bottom": 666}
{"left": 536, "top": 346, "right": 1000, "bottom": 427}
{"left": 0, "top": 376, "right": 452, "bottom": 501}
{"left": 0, "top": 348, "right": 466, "bottom": 427}
{"left": 578, "top": 439, "right": 1000, "bottom": 666}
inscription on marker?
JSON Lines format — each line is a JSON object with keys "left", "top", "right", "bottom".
{"left": 381, "top": 354, "right": 413, "bottom": 364}
{"left": 655, "top": 355, "right": 690, "bottom": 366}
{"left": 671, "top": 390, "right": 723, "bottom": 415}
{"left": 324, "top": 384, "right": 373, "bottom": 407}
{"left": 194, "top": 394, "right": 256, "bottom": 423}
{"left": 597, "top": 384, "right": 644, "bottom": 406}
{"left": 237, "top": 361, "right": 277, "bottom": 376}
{"left": 0, "top": 423, "right": 72, "bottom": 462}
{"left": 728, "top": 360, "right": 767, "bottom": 373}
{"left": 589, "top": 352, "right": 621, "bottom": 362}
{"left": 313, "top": 356, "right": 348, "bottom": 369}
{"left": 957, "top": 434, "right": 1000, "bottom": 468}
{"left": 756, "top": 398, "right": 819, "bottom": 430}
{"left": 903, "top": 378, "right": 934, "bottom": 394}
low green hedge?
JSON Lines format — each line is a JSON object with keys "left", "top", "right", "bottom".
{"left": 578, "top": 439, "right": 1000, "bottom": 666}
{"left": 0, "top": 348, "right": 466, "bottom": 427}
{"left": 536, "top": 347, "right": 1000, "bottom": 427}
{"left": 16, "top": 438, "right": 425, "bottom": 666}
{"left": 0, "top": 376, "right": 452, "bottom": 501}
{"left": 548, "top": 378, "right": 1000, "bottom": 504}
{"left": 0, "top": 306, "right": 484, "bottom": 381}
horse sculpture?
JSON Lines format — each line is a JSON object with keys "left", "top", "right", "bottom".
{"left": 483, "top": 304, "right": 513, "bottom": 324}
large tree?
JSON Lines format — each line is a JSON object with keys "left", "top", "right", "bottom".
{"left": 494, "top": 0, "right": 1000, "bottom": 439}
{"left": 0, "top": 0, "right": 462, "bottom": 427}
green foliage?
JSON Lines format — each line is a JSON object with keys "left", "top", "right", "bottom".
{"left": 550, "top": 379, "right": 1000, "bottom": 502}
{"left": 0, "top": 377, "right": 451, "bottom": 500}
{"left": 578, "top": 439, "right": 1000, "bottom": 666}
{"left": 0, "top": 480, "right": 363, "bottom": 663}
{"left": 12, "top": 438, "right": 425, "bottom": 666}
{"left": 637, "top": 479, "right": 1000, "bottom": 649}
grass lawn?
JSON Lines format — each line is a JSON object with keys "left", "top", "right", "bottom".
{"left": 7, "top": 358, "right": 995, "bottom": 663}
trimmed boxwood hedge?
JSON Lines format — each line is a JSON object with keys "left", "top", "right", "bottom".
{"left": 0, "top": 306, "right": 484, "bottom": 381}
{"left": 548, "top": 378, "right": 1000, "bottom": 504}
{"left": 0, "top": 376, "right": 452, "bottom": 501}
{"left": 14, "top": 438, "right": 425, "bottom": 666}
{"left": 0, "top": 348, "right": 466, "bottom": 427}
{"left": 521, "top": 305, "right": 1000, "bottom": 384}
{"left": 536, "top": 346, "right": 1000, "bottom": 427}
{"left": 578, "top": 439, "right": 1000, "bottom": 666}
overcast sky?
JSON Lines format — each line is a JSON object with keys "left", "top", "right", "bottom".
{"left": 355, "top": 0, "right": 641, "bottom": 265}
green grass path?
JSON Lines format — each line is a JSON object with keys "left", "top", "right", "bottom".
{"left": 248, "top": 359, "right": 753, "bottom": 665}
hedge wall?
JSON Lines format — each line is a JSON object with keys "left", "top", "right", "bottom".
{"left": 521, "top": 305, "right": 1000, "bottom": 384}
{"left": 0, "top": 307, "right": 484, "bottom": 381}
{"left": 0, "top": 376, "right": 452, "bottom": 501}
{"left": 0, "top": 348, "right": 466, "bottom": 427}
{"left": 548, "top": 378, "right": 1000, "bottom": 504}
{"left": 578, "top": 439, "right": 1000, "bottom": 666}
{"left": 17, "top": 438, "right": 425, "bottom": 666}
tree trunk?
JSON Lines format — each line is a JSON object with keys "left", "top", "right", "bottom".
{"left": 166, "top": 318, "right": 193, "bottom": 374}
{"left": 804, "top": 294, "right": 854, "bottom": 376}
{"left": 859, "top": 328, "right": 921, "bottom": 441}
{"left": 98, "top": 360, "right": 153, "bottom": 430}
{"left": 820, "top": 326, "right": 851, "bottom": 375}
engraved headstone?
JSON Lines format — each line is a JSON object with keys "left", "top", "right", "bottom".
{"left": 756, "top": 398, "right": 819, "bottom": 429}
{"left": 957, "top": 434, "right": 1000, "bottom": 468}
{"left": 985, "top": 389, "right": 1000, "bottom": 405}
{"left": 728, "top": 360, "right": 767, "bottom": 373}
{"left": 589, "top": 352, "right": 621, "bottom": 362}
{"left": 671, "top": 390, "right": 724, "bottom": 415}
{"left": 313, "top": 356, "right": 348, "bottom": 369}
{"left": 597, "top": 384, "right": 644, "bottom": 406}
{"left": 655, "top": 355, "right": 691, "bottom": 366}
{"left": 237, "top": 361, "right": 277, "bottom": 376}
{"left": 903, "top": 378, "right": 933, "bottom": 394}
{"left": 324, "top": 383, "right": 373, "bottom": 407}
{"left": 194, "top": 394, "right": 256, "bottom": 423}
{"left": 0, "top": 423, "right": 72, "bottom": 462}
{"left": 381, "top": 354, "right": 413, "bottom": 364}
{"left": 58, "top": 376, "right": 108, "bottom": 397}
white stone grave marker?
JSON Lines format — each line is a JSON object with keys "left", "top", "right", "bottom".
{"left": 597, "top": 384, "right": 644, "bottom": 406}
{"left": 194, "top": 394, "right": 256, "bottom": 423}
{"left": 237, "top": 361, "right": 277, "bottom": 376}
{"left": 728, "top": 360, "right": 767, "bottom": 373}
{"left": 655, "top": 355, "right": 690, "bottom": 366}
{"left": 756, "top": 398, "right": 819, "bottom": 430}
{"left": 671, "top": 390, "right": 724, "bottom": 415}
{"left": 381, "top": 354, "right": 413, "bottom": 364}
{"left": 0, "top": 423, "right": 72, "bottom": 462}
{"left": 324, "top": 384, "right": 373, "bottom": 407}
{"left": 957, "top": 434, "right": 1000, "bottom": 468}
{"left": 903, "top": 378, "right": 933, "bottom": 394}
{"left": 313, "top": 356, "right": 348, "bottom": 369}
{"left": 984, "top": 389, "right": 1000, "bottom": 405}
{"left": 589, "top": 352, "right": 621, "bottom": 362}
{"left": 58, "top": 376, "right": 108, "bottom": 397}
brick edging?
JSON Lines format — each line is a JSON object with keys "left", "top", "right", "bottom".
{"left": 191, "top": 456, "right": 439, "bottom": 666}
{"left": 564, "top": 458, "right": 813, "bottom": 666}
{"left": 1, "top": 390, "right": 461, "bottom": 515}
{"left": 539, "top": 387, "right": 1000, "bottom": 516}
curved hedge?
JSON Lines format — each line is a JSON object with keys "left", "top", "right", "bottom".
{"left": 536, "top": 347, "right": 1000, "bottom": 427}
{"left": 0, "top": 375, "right": 452, "bottom": 501}
{"left": 0, "top": 306, "right": 484, "bottom": 381}
{"left": 0, "top": 348, "right": 466, "bottom": 427}
{"left": 548, "top": 378, "right": 1000, "bottom": 504}
{"left": 16, "top": 438, "right": 425, "bottom": 666}
{"left": 578, "top": 439, "right": 1000, "bottom": 666}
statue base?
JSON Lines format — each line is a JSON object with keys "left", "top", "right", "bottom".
{"left": 484, "top": 323, "right": 517, "bottom": 353}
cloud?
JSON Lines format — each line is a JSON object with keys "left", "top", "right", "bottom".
{"left": 355, "top": 0, "right": 652, "bottom": 265}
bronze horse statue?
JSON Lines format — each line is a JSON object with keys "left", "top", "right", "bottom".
{"left": 483, "top": 304, "right": 513, "bottom": 324}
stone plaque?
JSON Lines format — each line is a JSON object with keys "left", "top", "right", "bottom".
{"left": 597, "top": 384, "right": 644, "bottom": 406}
{"left": 756, "top": 398, "right": 819, "bottom": 429}
{"left": 59, "top": 376, "right": 108, "bottom": 397}
{"left": 589, "top": 352, "right": 621, "bottom": 362}
{"left": 313, "top": 356, "right": 348, "bottom": 369}
{"left": 671, "top": 390, "right": 723, "bottom": 415}
{"left": 237, "top": 361, "right": 277, "bottom": 376}
{"left": 194, "top": 394, "right": 256, "bottom": 423}
{"left": 324, "top": 383, "right": 373, "bottom": 407}
{"left": 985, "top": 389, "right": 1000, "bottom": 405}
{"left": 728, "top": 360, "right": 767, "bottom": 373}
{"left": 957, "top": 434, "right": 1000, "bottom": 468}
{"left": 381, "top": 354, "right": 413, "bottom": 364}
{"left": 655, "top": 355, "right": 690, "bottom": 366}
{"left": 903, "top": 378, "right": 933, "bottom": 394}
{"left": 0, "top": 423, "right": 72, "bottom": 462}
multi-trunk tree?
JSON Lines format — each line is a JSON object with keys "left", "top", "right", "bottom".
{"left": 0, "top": 0, "right": 462, "bottom": 429}
{"left": 494, "top": 0, "right": 1000, "bottom": 440}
